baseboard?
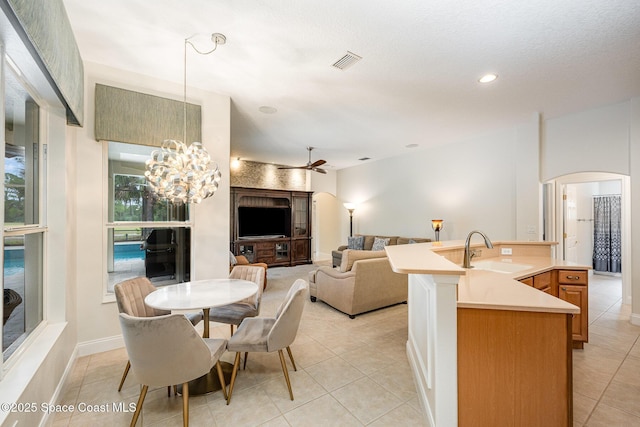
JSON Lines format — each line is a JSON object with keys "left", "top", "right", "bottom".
{"left": 313, "top": 252, "right": 331, "bottom": 262}
{"left": 77, "top": 334, "right": 124, "bottom": 357}
{"left": 631, "top": 313, "right": 640, "bottom": 327}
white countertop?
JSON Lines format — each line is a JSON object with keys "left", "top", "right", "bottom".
{"left": 386, "top": 242, "right": 586, "bottom": 314}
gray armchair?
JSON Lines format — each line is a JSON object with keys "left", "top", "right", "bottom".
{"left": 114, "top": 277, "right": 203, "bottom": 392}
{"left": 209, "top": 265, "right": 265, "bottom": 336}
{"left": 226, "top": 279, "right": 309, "bottom": 404}
{"left": 119, "top": 313, "right": 227, "bottom": 427}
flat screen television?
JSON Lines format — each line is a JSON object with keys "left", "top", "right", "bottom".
{"left": 238, "top": 207, "right": 291, "bottom": 238}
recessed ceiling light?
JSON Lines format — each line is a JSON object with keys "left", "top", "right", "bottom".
{"left": 259, "top": 106, "right": 277, "bottom": 114}
{"left": 406, "top": 144, "right": 419, "bottom": 148}
{"left": 478, "top": 74, "right": 498, "bottom": 83}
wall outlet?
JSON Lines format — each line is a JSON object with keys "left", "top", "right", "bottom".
{"left": 501, "top": 247, "right": 513, "bottom": 255}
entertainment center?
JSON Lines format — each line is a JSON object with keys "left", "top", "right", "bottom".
{"left": 230, "top": 187, "right": 312, "bottom": 267}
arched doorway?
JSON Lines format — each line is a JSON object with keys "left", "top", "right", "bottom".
{"left": 545, "top": 172, "right": 631, "bottom": 305}
{"left": 311, "top": 192, "right": 342, "bottom": 263}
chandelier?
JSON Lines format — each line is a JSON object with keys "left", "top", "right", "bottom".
{"left": 145, "top": 33, "right": 226, "bottom": 204}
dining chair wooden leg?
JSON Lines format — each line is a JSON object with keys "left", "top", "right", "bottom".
{"left": 230, "top": 324, "right": 234, "bottom": 336}
{"left": 215, "top": 361, "right": 228, "bottom": 400}
{"left": 243, "top": 352, "right": 249, "bottom": 370}
{"left": 130, "top": 385, "right": 148, "bottom": 427}
{"left": 286, "top": 346, "right": 297, "bottom": 371}
{"left": 167, "top": 386, "right": 171, "bottom": 397}
{"left": 182, "top": 382, "right": 189, "bottom": 427}
{"left": 226, "top": 352, "right": 242, "bottom": 405}
{"left": 118, "top": 360, "right": 131, "bottom": 391}
{"left": 278, "top": 349, "right": 294, "bottom": 400}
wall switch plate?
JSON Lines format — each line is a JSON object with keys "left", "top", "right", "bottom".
{"left": 527, "top": 225, "right": 536, "bottom": 234}
{"left": 501, "top": 248, "right": 513, "bottom": 255}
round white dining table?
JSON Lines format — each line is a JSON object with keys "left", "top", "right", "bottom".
{"left": 145, "top": 278, "right": 258, "bottom": 338}
{"left": 144, "top": 278, "right": 258, "bottom": 395}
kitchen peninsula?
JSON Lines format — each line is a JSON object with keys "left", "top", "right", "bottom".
{"left": 385, "top": 240, "right": 590, "bottom": 427}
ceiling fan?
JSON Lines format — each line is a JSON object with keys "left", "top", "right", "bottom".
{"left": 278, "top": 146, "right": 327, "bottom": 174}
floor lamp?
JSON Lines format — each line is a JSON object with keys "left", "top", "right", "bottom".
{"left": 344, "top": 203, "right": 356, "bottom": 237}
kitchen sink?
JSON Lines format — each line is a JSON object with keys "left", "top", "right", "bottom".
{"left": 471, "top": 260, "right": 532, "bottom": 274}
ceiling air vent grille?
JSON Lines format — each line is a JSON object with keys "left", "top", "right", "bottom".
{"left": 358, "top": 157, "right": 371, "bottom": 161}
{"left": 332, "top": 51, "right": 362, "bottom": 70}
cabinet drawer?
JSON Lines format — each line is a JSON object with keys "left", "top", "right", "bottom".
{"left": 558, "top": 270, "right": 587, "bottom": 285}
{"left": 533, "top": 271, "right": 552, "bottom": 291}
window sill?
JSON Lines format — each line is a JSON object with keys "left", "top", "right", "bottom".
{"left": 0, "top": 322, "right": 68, "bottom": 425}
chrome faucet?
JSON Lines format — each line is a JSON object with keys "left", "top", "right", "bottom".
{"left": 463, "top": 230, "right": 494, "bottom": 268}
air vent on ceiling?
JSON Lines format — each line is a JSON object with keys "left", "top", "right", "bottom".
{"left": 358, "top": 157, "right": 371, "bottom": 161}
{"left": 332, "top": 51, "right": 362, "bottom": 70}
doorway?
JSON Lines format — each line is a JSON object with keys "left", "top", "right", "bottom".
{"left": 549, "top": 172, "right": 631, "bottom": 305}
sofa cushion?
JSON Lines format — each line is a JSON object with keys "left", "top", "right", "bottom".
{"left": 358, "top": 234, "right": 398, "bottom": 250}
{"left": 371, "top": 237, "right": 390, "bottom": 251}
{"left": 347, "top": 235, "right": 365, "bottom": 250}
{"left": 339, "top": 249, "right": 387, "bottom": 272}
{"left": 397, "top": 237, "right": 431, "bottom": 245}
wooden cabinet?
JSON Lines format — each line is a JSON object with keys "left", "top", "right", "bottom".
{"left": 533, "top": 270, "right": 553, "bottom": 294}
{"left": 557, "top": 269, "right": 589, "bottom": 348}
{"left": 519, "top": 268, "right": 588, "bottom": 347}
{"left": 519, "top": 276, "right": 533, "bottom": 286}
{"left": 230, "top": 187, "right": 312, "bottom": 267}
{"left": 458, "top": 308, "right": 573, "bottom": 426}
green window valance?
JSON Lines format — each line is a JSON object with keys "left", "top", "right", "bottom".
{"left": 94, "top": 84, "right": 202, "bottom": 147}
{"left": 1, "top": 0, "right": 84, "bottom": 126}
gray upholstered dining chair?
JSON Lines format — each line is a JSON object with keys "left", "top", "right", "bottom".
{"left": 208, "top": 265, "right": 265, "bottom": 336}
{"left": 119, "top": 313, "right": 228, "bottom": 427}
{"left": 226, "top": 279, "right": 309, "bottom": 404}
{"left": 114, "top": 277, "right": 203, "bottom": 392}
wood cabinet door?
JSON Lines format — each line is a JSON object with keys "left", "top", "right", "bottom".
{"left": 291, "top": 239, "right": 310, "bottom": 264}
{"left": 533, "top": 271, "right": 552, "bottom": 293}
{"left": 558, "top": 284, "right": 588, "bottom": 344}
{"left": 520, "top": 277, "right": 534, "bottom": 286}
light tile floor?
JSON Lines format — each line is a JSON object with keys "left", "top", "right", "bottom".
{"left": 52, "top": 269, "right": 639, "bottom": 426}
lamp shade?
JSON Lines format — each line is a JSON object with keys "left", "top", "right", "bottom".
{"left": 344, "top": 203, "right": 356, "bottom": 212}
{"left": 431, "top": 219, "right": 443, "bottom": 231}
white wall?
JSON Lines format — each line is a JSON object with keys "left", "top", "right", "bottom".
{"left": 630, "top": 98, "right": 640, "bottom": 324}
{"left": 542, "top": 101, "right": 631, "bottom": 181}
{"left": 75, "top": 62, "right": 230, "bottom": 349}
{"left": 336, "top": 119, "right": 540, "bottom": 243}
{"left": 542, "top": 98, "right": 639, "bottom": 322}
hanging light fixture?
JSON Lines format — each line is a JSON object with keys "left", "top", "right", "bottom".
{"left": 145, "top": 33, "right": 226, "bottom": 204}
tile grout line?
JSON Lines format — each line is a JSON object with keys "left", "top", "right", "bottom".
{"left": 582, "top": 286, "right": 640, "bottom": 425}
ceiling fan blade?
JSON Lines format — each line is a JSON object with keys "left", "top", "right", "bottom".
{"left": 277, "top": 165, "right": 305, "bottom": 170}
{"left": 312, "top": 168, "right": 327, "bottom": 174}
{"left": 309, "top": 159, "right": 326, "bottom": 168}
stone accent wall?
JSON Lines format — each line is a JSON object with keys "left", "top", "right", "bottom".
{"left": 230, "top": 160, "right": 307, "bottom": 191}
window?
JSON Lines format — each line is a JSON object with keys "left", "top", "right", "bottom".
{"left": 3, "top": 62, "right": 45, "bottom": 362}
{"left": 106, "top": 142, "right": 191, "bottom": 293}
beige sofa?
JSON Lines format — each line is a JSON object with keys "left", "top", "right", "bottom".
{"left": 331, "top": 234, "right": 431, "bottom": 267}
{"left": 308, "top": 249, "right": 408, "bottom": 318}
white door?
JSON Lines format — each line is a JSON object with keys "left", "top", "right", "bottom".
{"left": 563, "top": 185, "right": 578, "bottom": 262}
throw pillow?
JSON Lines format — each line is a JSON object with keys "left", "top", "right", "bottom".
{"left": 409, "top": 239, "right": 417, "bottom": 244}
{"left": 371, "top": 237, "right": 390, "bottom": 251}
{"left": 347, "top": 235, "right": 365, "bottom": 250}
{"left": 229, "top": 251, "right": 238, "bottom": 266}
